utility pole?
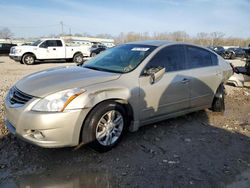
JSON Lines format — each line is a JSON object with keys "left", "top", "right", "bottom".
{"left": 69, "top": 28, "right": 71, "bottom": 36}
{"left": 60, "top": 21, "right": 64, "bottom": 36}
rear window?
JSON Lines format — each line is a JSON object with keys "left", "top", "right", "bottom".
{"left": 187, "top": 46, "right": 217, "bottom": 69}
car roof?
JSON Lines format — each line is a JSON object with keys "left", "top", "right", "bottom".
{"left": 126, "top": 40, "right": 173, "bottom": 47}
{"left": 126, "top": 40, "right": 210, "bottom": 50}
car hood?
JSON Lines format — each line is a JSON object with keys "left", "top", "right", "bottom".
{"left": 13, "top": 45, "right": 38, "bottom": 51}
{"left": 15, "top": 66, "right": 121, "bottom": 97}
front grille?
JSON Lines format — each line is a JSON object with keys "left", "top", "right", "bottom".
{"left": 9, "top": 87, "right": 33, "bottom": 105}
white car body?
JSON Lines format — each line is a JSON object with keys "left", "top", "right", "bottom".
{"left": 227, "top": 73, "right": 250, "bottom": 87}
{"left": 9, "top": 38, "right": 91, "bottom": 63}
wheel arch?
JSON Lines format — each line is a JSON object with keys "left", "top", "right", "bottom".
{"left": 21, "top": 52, "right": 37, "bottom": 61}
{"left": 73, "top": 51, "right": 83, "bottom": 57}
{"left": 79, "top": 98, "right": 134, "bottom": 144}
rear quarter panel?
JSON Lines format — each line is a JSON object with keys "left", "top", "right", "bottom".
{"left": 218, "top": 56, "right": 234, "bottom": 83}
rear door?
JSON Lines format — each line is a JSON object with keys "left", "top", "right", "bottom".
{"left": 53, "top": 40, "right": 65, "bottom": 59}
{"left": 139, "top": 45, "right": 190, "bottom": 122}
{"left": 186, "top": 45, "right": 221, "bottom": 108}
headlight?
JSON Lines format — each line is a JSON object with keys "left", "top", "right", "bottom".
{"left": 14, "top": 49, "right": 22, "bottom": 53}
{"left": 32, "top": 88, "right": 85, "bottom": 112}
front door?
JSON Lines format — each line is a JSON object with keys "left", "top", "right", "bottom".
{"left": 139, "top": 45, "right": 190, "bottom": 122}
{"left": 37, "top": 40, "right": 64, "bottom": 59}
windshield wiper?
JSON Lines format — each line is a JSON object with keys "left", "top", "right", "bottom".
{"left": 83, "top": 66, "right": 122, "bottom": 74}
{"left": 83, "top": 66, "right": 106, "bottom": 72}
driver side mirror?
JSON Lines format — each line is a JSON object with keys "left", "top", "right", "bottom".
{"left": 142, "top": 66, "right": 165, "bottom": 84}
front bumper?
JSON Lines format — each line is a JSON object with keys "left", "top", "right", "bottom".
{"left": 4, "top": 96, "right": 88, "bottom": 148}
{"left": 9, "top": 54, "right": 22, "bottom": 61}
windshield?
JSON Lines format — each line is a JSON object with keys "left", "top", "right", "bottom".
{"left": 30, "top": 40, "right": 42, "bottom": 46}
{"left": 83, "top": 44, "right": 156, "bottom": 73}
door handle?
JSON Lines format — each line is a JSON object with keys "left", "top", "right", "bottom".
{"left": 53, "top": 48, "right": 56, "bottom": 50}
{"left": 181, "top": 78, "right": 190, "bottom": 84}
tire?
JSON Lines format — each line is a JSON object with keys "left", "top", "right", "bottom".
{"left": 210, "top": 84, "right": 225, "bottom": 112}
{"left": 83, "top": 102, "right": 127, "bottom": 152}
{"left": 22, "top": 54, "right": 35, "bottom": 65}
{"left": 73, "top": 53, "right": 83, "bottom": 64}
{"left": 91, "top": 52, "right": 97, "bottom": 57}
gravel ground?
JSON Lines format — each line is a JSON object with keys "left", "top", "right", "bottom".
{"left": 0, "top": 56, "right": 250, "bottom": 188}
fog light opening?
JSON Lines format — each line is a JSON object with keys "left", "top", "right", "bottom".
{"left": 28, "top": 130, "right": 45, "bottom": 140}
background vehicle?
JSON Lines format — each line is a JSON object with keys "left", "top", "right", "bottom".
{"left": 208, "top": 46, "right": 227, "bottom": 58}
{"left": 227, "top": 58, "right": 250, "bottom": 87}
{"left": 0, "top": 43, "right": 16, "bottom": 56}
{"left": 90, "top": 44, "right": 107, "bottom": 57}
{"left": 227, "top": 47, "right": 246, "bottom": 59}
{"left": 243, "top": 47, "right": 250, "bottom": 59}
{"left": 9, "top": 39, "right": 90, "bottom": 65}
{"left": 5, "top": 41, "right": 233, "bottom": 152}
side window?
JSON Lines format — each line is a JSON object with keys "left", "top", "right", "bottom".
{"left": 146, "top": 45, "right": 186, "bottom": 72}
{"left": 40, "top": 41, "right": 49, "bottom": 48}
{"left": 211, "top": 53, "right": 218, "bottom": 66}
{"left": 56, "top": 40, "right": 63, "bottom": 47}
{"left": 46, "top": 40, "right": 57, "bottom": 47}
{"left": 187, "top": 46, "right": 214, "bottom": 68}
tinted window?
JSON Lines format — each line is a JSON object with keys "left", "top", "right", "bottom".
{"left": 56, "top": 40, "right": 63, "bottom": 47}
{"left": 40, "top": 40, "right": 62, "bottom": 47}
{"left": 146, "top": 45, "right": 186, "bottom": 72}
{"left": 46, "top": 40, "right": 57, "bottom": 47}
{"left": 187, "top": 46, "right": 215, "bottom": 68}
{"left": 211, "top": 53, "right": 218, "bottom": 66}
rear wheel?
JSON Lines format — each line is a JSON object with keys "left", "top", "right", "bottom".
{"left": 22, "top": 54, "right": 35, "bottom": 65}
{"left": 83, "top": 102, "right": 127, "bottom": 152}
{"left": 73, "top": 53, "right": 83, "bottom": 64}
{"left": 210, "top": 84, "right": 225, "bottom": 112}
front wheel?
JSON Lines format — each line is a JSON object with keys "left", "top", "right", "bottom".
{"left": 22, "top": 54, "right": 35, "bottom": 65}
{"left": 91, "top": 52, "right": 97, "bottom": 57}
{"left": 83, "top": 102, "right": 127, "bottom": 152}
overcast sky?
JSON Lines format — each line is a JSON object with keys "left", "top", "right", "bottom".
{"left": 0, "top": 0, "right": 249, "bottom": 38}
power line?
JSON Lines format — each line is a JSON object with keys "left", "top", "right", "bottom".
{"left": 0, "top": 24, "right": 60, "bottom": 29}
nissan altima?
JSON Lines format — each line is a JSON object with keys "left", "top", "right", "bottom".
{"left": 5, "top": 41, "right": 233, "bottom": 152}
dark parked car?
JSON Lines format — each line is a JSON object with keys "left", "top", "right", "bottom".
{"left": 90, "top": 44, "right": 107, "bottom": 57}
{"left": 208, "top": 46, "right": 226, "bottom": 58}
{"left": 227, "top": 47, "right": 246, "bottom": 59}
{"left": 243, "top": 47, "right": 250, "bottom": 59}
{"left": 0, "top": 43, "right": 16, "bottom": 55}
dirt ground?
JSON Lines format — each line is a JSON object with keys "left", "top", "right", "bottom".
{"left": 0, "top": 56, "right": 250, "bottom": 188}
